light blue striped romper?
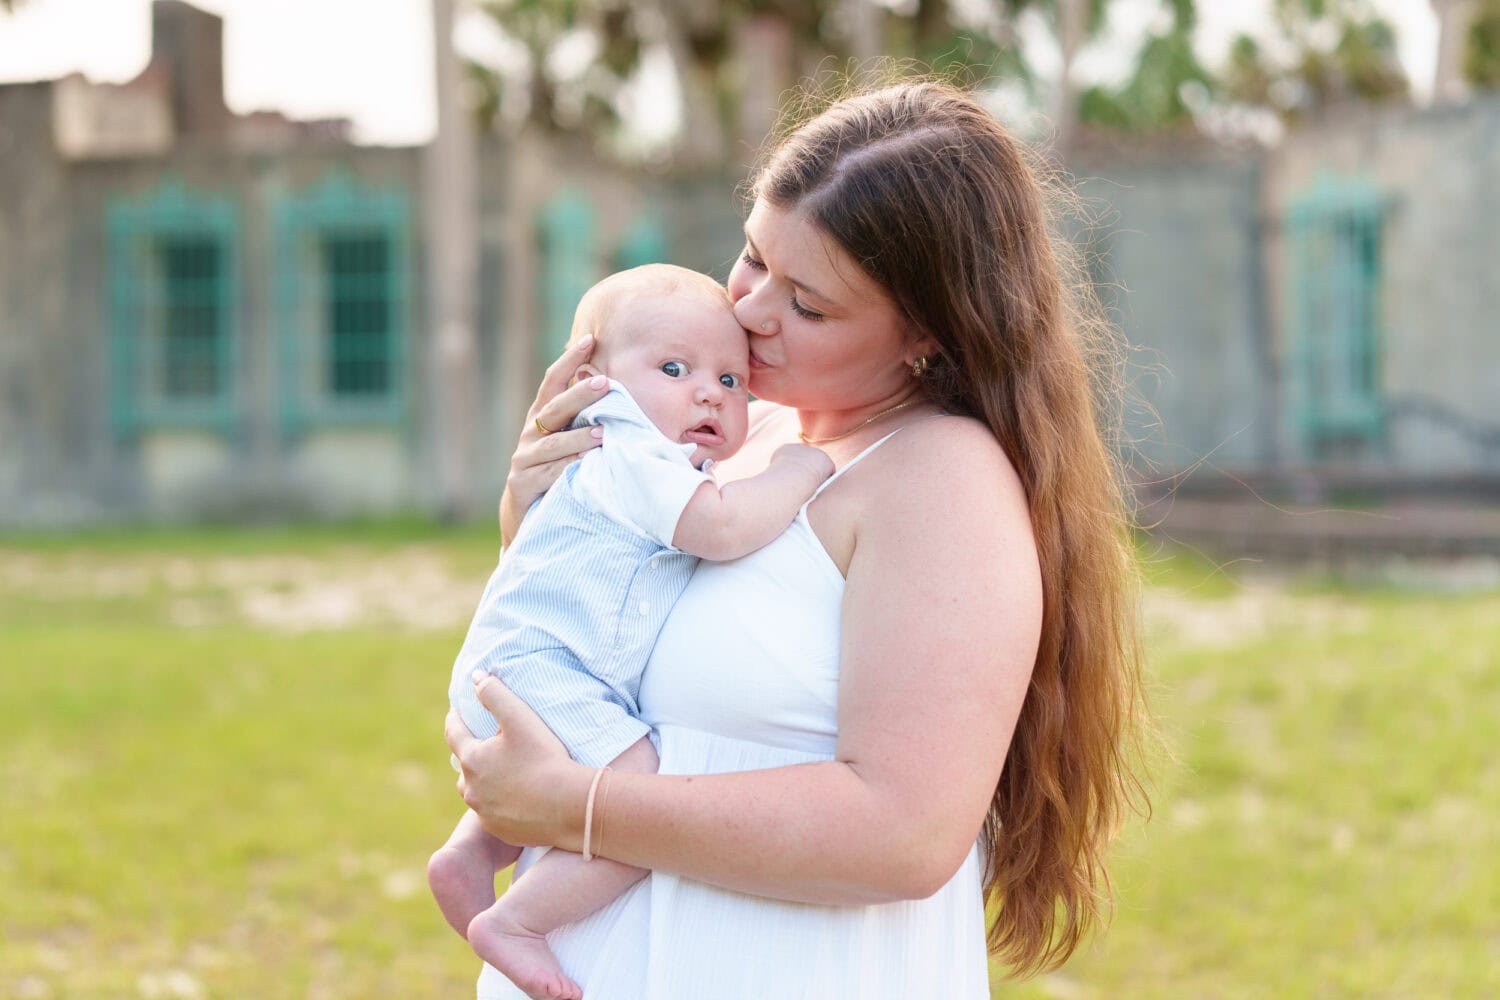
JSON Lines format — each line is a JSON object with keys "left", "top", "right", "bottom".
{"left": 448, "top": 386, "right": 712, "bottom": 768}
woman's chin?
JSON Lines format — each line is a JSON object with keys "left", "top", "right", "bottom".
{"left": 747, "top": 371, "right": 786, "bottom": 402}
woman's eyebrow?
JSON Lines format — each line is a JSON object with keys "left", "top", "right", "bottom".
{"left": 743, "top": 230, "right": 836, "bottom": 306}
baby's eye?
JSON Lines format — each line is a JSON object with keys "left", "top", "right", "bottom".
{"left": 719, "top": 373, "right": 741, "bottom": 390}
{"left": 660, "top": 361, "right": 686, "bottom": 377}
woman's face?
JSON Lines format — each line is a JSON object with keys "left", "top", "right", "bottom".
{"left": 727, "top": 198, "right": 920, "bottom": 410}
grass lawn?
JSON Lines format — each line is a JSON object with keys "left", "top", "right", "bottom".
{"left": 2, "top": 525, "right": 1496, "bottom": 998}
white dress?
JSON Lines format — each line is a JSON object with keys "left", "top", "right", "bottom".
{"left": 477, "top": 431, "right": 992, "bottom": 1000}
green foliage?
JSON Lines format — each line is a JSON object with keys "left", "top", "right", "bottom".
{"left": 472, "top": 0, "right": 647, "bottom": 135}
{"left": 1333, "top": 15, "right": 1406, "bottom": 99}
{"left": 1466, "top": 0, "right": 1500, "bottom": 87}
{"left": 1078, "top": 16, "right": 1212, "bottom": 133}
{"left": 923, "top": 28, "right": 1010, "bottom": 84}
{"left": 993, "top": 0, "right": 1113, "bottom": 39}
{"left": 1222, "top": 0, "right": 1409, "bottom": 120}
{"left": 1224, "top": 33, "right": 1274, "bottom": 106}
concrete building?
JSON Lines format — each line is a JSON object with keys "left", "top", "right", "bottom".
{"left": 2, "top": 1, "right": 1498, "bottom": 527}
{"left": 0, "top": 1, "right": 737, "bottom": 526}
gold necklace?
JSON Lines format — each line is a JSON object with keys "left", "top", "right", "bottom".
{"left": 798, "top": 398, "right": 921, "bottom": 446}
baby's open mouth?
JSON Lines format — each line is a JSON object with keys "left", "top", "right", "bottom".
{"left": 683, "top": 421, "right": 725, "bottom": 447}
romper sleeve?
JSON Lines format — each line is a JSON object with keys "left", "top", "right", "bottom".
{"left": 570, "top": 387, "right": 711, "bottom": 548}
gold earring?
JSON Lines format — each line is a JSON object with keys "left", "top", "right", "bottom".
{"left": 911, "top": 357, "right": 929, "bottom": 377}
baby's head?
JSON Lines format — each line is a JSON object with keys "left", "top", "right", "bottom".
{"left": 570, "top": 264, "right": 749, "bottom": 467}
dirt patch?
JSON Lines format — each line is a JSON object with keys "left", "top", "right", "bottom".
{"left": 1142, "top": 580, "right": 1370, "bottom": 649}
{"left": 5, "top": 545, "right": 1472, "bottom": 642}
{"left": 0, "top": 547, "right": 486, "bottom": 632}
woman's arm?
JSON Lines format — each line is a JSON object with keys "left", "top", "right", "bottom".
{"left": 450, "top": 419, "right": 1041, "bottom": 904}
{"left": 498, "top": 335, "right": 610, "bottom": 546}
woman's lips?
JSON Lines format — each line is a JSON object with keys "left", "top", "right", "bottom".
{"left": 748, "top": 350, "right": 770, "bottom": 370}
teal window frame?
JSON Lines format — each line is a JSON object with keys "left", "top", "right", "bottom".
{"left": 107, "top": 179, "right": 240, "bottom": 435}
{"left": 613, "top": 213, "right": 668, "bottom": 271}
{"left": 1285, "top": 173, "right": 1389, "bottom": 456}
{"left": 537, "top": 189, "right": 598, "bottom": 366}
{"left": 274, "top": 172, "right": 411, "bottom": 435}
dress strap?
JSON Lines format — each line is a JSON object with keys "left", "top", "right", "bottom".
{"left": 810, "top": 429, "right": 904, "bottom": 499}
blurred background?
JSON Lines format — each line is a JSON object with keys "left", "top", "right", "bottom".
{"left": 1, "top": 1, "right": 1496, "bottom": 998}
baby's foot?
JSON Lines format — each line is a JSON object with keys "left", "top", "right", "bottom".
{"left": 468, "top": 907, "right": 581, "bottom": 1000}
{"left": 427, "top": 844, "right": 498, "bottom": 937}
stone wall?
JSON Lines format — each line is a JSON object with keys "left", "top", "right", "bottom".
{"left": 5, "top": 85, "right": 1499, "bottom": 526}
{"left": 1073, "top": 156, "right": 1270, "bottom": 479}
{"left": 0, "top": 83, "right": 93, "bottom": 524}
{"left": 1266, "top": 96, "right": 1500, "bottom": 476}
{"left": 0, "top": 123, "right": 429, "bottom": 525}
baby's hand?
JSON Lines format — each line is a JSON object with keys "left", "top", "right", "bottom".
{"left": 771, "top": 442, "right": 835, "bottom": 481}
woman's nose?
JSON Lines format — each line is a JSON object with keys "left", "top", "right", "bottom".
{"left": 733, "top": 287, "right": 777, "bottom": 337}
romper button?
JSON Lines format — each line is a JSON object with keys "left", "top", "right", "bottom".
{"left": 638, "top": 602, "right": 650, "bottom": 615}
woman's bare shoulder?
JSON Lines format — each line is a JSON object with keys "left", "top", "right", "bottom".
{"left": 890, "top": 413, "right": 1016, "bottom": 478}
{"left": 864, "top": 414, "right": 1028, "bottom": 527}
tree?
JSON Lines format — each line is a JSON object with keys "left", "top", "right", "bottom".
{"left": 1221, "top": 0, "right": 1409, "bottom": 121}
{"left": 979, "top": 0, "right": 1111, "bottom": 150}
{"left": 1465, "top": 0, "right": 1500, "bottom": 86}
{"left": 465, "top": 0, "right": 1201, "bottom": 163}
{"left": 1078, "top": 0, "right": 1211, "bottom": 134}
{"left": 469, "top": 0, "right": 645, "bottom": 139}
{"left": 428, "top": 0, "right": 481, "bottom": 518}
{"left": 468, "top": 0, "right": 837, "bottom": 166}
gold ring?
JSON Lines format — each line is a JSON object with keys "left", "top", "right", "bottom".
{"left": 535, "top": 416, "right": 555, "bottom": 435}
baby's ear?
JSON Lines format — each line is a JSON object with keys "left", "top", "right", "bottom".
{"left": 572, "top": 362, "right": 601, "bottom": 386}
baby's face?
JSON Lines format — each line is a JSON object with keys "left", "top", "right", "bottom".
{"left": 598, "top": 295, "right": 750, "bottom": 467}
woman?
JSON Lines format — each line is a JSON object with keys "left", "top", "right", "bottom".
{"left": 447, "top": 79, "right": 1147, "bottom": 999}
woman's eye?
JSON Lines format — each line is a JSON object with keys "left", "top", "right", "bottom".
{"left": 739, "top": 250, "right": 765, "bottom": 271}
{"left": 790, "top": 297, "right": 824, "bottom": 321}
{"left": 660, "top": 361, "right": 686, "bottom": 377}
{"left": 719, "top": 373, "right": 741, "bottom": 390}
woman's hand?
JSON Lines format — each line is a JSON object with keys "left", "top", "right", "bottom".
{"left": 500, "top": 335, "right": 610, "bottom": 545}
{"left": 445, "top": 673, "right": 589, "bottom": 849}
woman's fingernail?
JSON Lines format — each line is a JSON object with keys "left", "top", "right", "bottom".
{"left": 590, "top": 426, "right": 604, "bottom": 439}
{"left": 471, "top": 670, "right": 485, "bottom": 684}
{"left": 589, "top": 375, "right": 607, "bottom": 390}
{"left": 578, "top": 334, "right": 594, "bottom": 350}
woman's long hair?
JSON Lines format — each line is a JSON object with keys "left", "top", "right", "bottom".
{"left": 753, "top": 79, "right": 1150, "bottom": 977}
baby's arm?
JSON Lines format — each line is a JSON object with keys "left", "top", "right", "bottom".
{"left": 671, "top": 443, "right": 834, "bottom": 561}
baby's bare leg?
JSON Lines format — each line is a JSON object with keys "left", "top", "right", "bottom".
{"left": 428, "top": 809, "right": 523, "bottom": 938}
{"left": 467, "top": 736, "right": 658, "bottom": 1000}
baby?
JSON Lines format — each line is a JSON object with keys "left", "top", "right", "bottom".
{"left": 429, "top": 264, "right": 833, "bottom": 999}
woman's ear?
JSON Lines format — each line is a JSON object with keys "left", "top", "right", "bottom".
{"left": 905, "top": 332, "right": 941, "bottom": 368}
